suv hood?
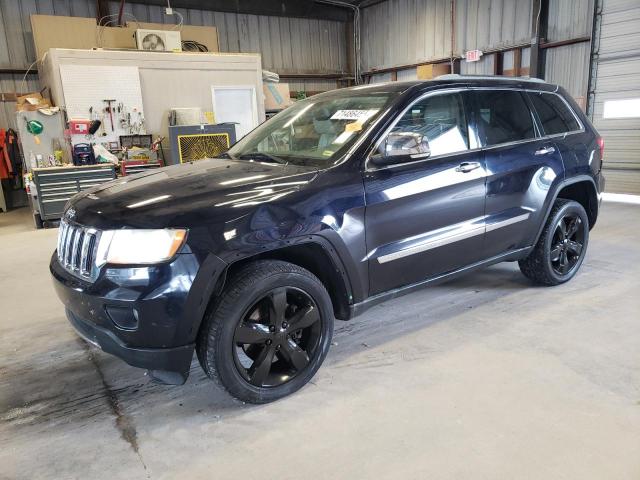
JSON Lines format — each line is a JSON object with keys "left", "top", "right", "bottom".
{"left": 69, "top": 158, "right": 318, "bottom": 229}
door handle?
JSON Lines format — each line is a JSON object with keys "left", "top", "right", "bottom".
{"left": 456, "top": 161, "right": 481, "bottom": 173}
{"left": 535, "top": 146, "right": 556, "bottom": 155}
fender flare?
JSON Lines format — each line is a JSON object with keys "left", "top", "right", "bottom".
{"left": 531, "top": 174, "right": 598, "bottom": 247}
{"left": 222, "top": 233, "right": 356, "bottom": 302}
{"left": 189, "top": 233, "right": 358, "bottom": 338}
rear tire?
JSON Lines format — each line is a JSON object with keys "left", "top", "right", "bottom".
{"left": 519, "top": 199, "right": 589, "bottom": 286}
{"left": 197, "top": 260, "right": 334, "bottom": 403}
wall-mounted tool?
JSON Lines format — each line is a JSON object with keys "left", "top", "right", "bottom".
{"left": 103, "top": 99, "right": 116, "bottom": 131}
{"left": 98, "top": 114, "right": 107, "bottom": 137}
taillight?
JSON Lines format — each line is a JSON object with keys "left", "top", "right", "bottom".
{"left": 597, "top": 137, "right": 605, "bottom": 161}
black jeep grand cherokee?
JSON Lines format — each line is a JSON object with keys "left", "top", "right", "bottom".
{"left": 52, "top": 76, "right": 604, "bottom": 403}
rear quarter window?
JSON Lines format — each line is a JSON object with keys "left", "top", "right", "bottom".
{"left": 473, "top": 90, "right": 535, "bottom": 147}
{"left": 527, "top": 92, "right": 581, "bottom": 136}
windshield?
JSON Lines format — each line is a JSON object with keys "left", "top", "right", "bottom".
{"left": 227, "top": 89, "right": 400, "bottom": 167}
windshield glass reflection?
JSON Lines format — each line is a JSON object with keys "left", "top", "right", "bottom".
{"left": 227, "top": 90, "right": 401, "bottom": 167}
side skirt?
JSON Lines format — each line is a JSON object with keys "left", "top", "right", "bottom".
{"left": 348, "top": 246, "right": 532, "bottom": 319}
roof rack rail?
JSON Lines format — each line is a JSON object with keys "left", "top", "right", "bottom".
{"left": 434, "top": 74, "right": 546, "bottom": 84}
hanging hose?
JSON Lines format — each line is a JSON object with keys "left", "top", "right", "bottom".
{"left": 117, "top": 0, "right": 126, "bottom": 27}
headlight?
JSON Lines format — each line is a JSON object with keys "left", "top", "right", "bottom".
{"left": 96, "top": 229, "right": 187, "bottom": 266}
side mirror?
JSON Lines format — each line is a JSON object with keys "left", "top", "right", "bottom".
{"left": 370, "top": 131, "right": 431, "bottom": 167}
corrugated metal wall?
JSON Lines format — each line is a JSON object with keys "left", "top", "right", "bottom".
{"left": 0, "top": 74, "right": 40, "bottom": 135}
{"left": 0, "top": 0, "right": 349, "bottom": 130}
{"left": 361, "top": 0, "right": 533, "bottom": 73}
{"left": 591, "top": 0, "right": 640, "bottom": 194}
{"left": 456, "top": 0, "right": 532, "bottom": 53}
{"left": 111, "top": 1, "right": 348, "bottom": 75}
{"left": 360, "top": 0, "right": 593, "bottom": 102}
{"left": 360, "top": 0, "right": 452, "bottom": 72}
{"left": 544, "top": 0, "right": 593, "bottom": 100}
{"left": 460, "top": 53, "right": 495, "bottom": 75}
{"left": 545, "top": 43, "right": 591, "bottom": 100}
{"left": 547, "top": 0, "right": 593, "bottom": 41}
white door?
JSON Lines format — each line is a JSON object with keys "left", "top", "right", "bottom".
{"left": 211, "top": 86, "right": 258, "bottom": 140}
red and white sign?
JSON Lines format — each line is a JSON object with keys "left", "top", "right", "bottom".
{"left": 465, "top": 50, "right": 483, "bottom": 62}
{"left": 69, "top": 120, "right": 90, "bottom": 135}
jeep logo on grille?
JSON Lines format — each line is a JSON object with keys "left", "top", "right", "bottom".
{"left": 65, "top": 208, "right": 76, "bottom": 220}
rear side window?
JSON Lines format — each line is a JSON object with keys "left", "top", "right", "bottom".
{"left": 528, "top": 92, "right": 580, "bottom": 135}
{"left": 473, "top": 90, "right": 535, "bottom": 147}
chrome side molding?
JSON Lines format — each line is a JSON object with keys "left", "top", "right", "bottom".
{"left": 374, "top": 212, "right": 531, "bottom": 264}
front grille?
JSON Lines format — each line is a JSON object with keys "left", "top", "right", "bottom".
{"left": 57, "top": 220, "right": 98, "bottom": 279}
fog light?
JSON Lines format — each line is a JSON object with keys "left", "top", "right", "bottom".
{"left": 105, "top": 306, "right": 139, "bottom": 330}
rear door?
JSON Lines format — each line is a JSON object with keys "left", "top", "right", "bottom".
{"left": 526, "top": 90, "right": 590, "bottom": 179}
{"left": 364, "top": 90, "right": 487, "bottom": 296}
{"left": 472, "top": 88, "right": 565, "bottom": 259}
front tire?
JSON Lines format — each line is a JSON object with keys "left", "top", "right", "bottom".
{"left": 519, "top": 199, "right": 589, "bottom": 286}
{"left": 197, "top": 260, "right": 334, "bottom": 403}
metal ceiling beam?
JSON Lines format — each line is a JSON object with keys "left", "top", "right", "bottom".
{"left": 0, "top": 68, "right": 38, "bottom": 74}
{"left": 122, "top": 0, "right": 351, "bottom": 22}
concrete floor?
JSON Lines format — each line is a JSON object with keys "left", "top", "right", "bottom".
{"left": 1, "top": 202, "right": 639, "bottom": 480}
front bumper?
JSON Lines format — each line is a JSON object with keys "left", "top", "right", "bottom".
{"left": 66, "top": 307, "right": 194, "bottom": 373}
{"left": 51, "top": 251, "right": 226, "bottom": 377}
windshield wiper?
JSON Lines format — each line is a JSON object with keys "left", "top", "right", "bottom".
{"left": 237, "top": 152, "right": 288, "bottom": 165}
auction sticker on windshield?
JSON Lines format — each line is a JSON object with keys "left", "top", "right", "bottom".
{"left": 330, "top": 109, "right": 379, "bottom": 121}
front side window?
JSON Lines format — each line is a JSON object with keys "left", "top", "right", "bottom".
{"left": 528, "top": 92, "right": 580, "bottom": 135}
{"left": 387, "top": 92, "right": 470, "bottom": 157}
{"left": 473, "top": 90, "right": 535, "bottom": 147}
{"left": 226, "top": 89, "right": 400, "bottom": 167}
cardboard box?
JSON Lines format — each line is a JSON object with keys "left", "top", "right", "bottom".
{"left": 15, "top": 92, "right": 52, "bottom": 112}
{"left": 31, "top": 15, "right": 97, "bottom": 61}
{"left": 263, "top": 83, "right": 293, "bottom": 111}
{"left": 416, "top": 63, "right": 451, "bottom": 80}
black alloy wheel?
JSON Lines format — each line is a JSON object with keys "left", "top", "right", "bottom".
{"left": 197, "top": 260, "right": 333, "bottom": 403}
{"left": 518, "top": 198, "right": 589, "bottom": 286}
{"left": 549, "top": 212, "right": 585, "bottom": 276}
{"left": 233, "top": 287, "right": 322, "bottom": 388}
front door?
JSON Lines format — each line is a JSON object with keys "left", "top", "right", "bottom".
{"left": 364, "top": 91, "right": 487, "bottom": 296}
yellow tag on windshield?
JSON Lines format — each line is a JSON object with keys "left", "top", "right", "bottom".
{"left": 344, "top": 121, "right": 363, "bottom": 132}
{"left": 322, "top": 150, "right": 333, "bottom": 156}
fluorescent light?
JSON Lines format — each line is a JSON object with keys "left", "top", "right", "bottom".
{"left": 603, "top": 98, "right": 640, "bottom": 119}
{"left": 126, "top": 195, "right": 172, "bottom": 209}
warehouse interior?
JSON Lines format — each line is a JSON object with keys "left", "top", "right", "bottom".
{"left": 0, "top": 0, "right": 639, "bottom": 478}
